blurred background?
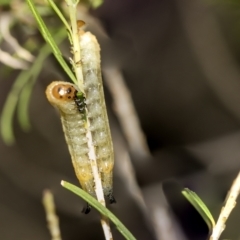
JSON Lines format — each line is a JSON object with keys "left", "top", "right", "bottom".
{"left": 1, "top": 0, "right": 240, "bottom": 239}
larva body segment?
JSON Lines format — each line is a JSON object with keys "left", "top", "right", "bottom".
{"left": 80, "top": 32, "right": 115, "bottom": 202}
{"left": 46, "top": 81, "right": 95, "bottom": 197}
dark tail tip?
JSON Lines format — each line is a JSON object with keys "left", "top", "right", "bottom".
{"left": 108, "top": 194, "right": 117, "bottom": 204}
{"left": 81, "top": 203, "right": 91, "bottom": 214}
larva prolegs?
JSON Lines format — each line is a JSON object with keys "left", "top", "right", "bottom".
{"left": 70, "top": 156, "right": 95, "bottom": 196}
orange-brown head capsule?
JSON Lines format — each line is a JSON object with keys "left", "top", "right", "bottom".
{"left": 46, "top": 81, "right": 79, "bottom": 114}
{"left": 52, "top": 84, "right": 77, "bottom": 101}
{"left": 77, "top": 20, "right": 85, "bottom": 29}
{"left": 77, "top": 20, "right": 86, "bottom": 35}
{"left": 46, "top": 81, "right": 77, "bottom": 102}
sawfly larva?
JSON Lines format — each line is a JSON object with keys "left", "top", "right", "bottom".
{"left": 45, "top": 32, "right": 115, "bottom": 209}
{"left": 46, "top": 81, "right": 96, "bottom": 202}
{"left": 80, "top": 32, "right": 115, "bottom": 204}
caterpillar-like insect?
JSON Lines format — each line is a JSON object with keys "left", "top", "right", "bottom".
{"left": 46, "top": 81, "right": 95, "bottom": 202}
{"left": 79, "top": 32, "right": 115, "bottom": 204}
{"left": 46, "top": 32, "right": 115, "bottom": 213}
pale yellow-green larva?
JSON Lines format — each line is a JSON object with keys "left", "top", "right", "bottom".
{"left": 45, "top": 32, "right": 115, "bottom": 213}
{"left": 79, "top": 32, "right": 115, "bottom": 203}
{"left": 46, "top": 81, "right": 95, "bottom": 201}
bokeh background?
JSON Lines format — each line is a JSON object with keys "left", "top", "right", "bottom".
{"left": 1, "top": 0, "right": 240, "bottom": 239}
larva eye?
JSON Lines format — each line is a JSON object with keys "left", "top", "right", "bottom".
{"left": 52, "top": 84, "right": 77, "bottom": 101}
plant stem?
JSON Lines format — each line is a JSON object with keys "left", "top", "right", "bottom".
{"left": 103, "top": 67, "right": 150, "bottom": 159}
{"left": 66, "top": 0, "right": 84, "bottom": 92}
{"left": 86, "top": 129, "right": 112, "bottom": 240}
{"left": 210, "top": 172, "right": 240, "bottom": 240}
{"left": 66, "top": 1, "right": 113, "bottom": 239}
{"left": 42, "top": 190, "right": 62, "bottom": 240}
{"left": 62, "top": 181, "right": 137, "bottom": 240}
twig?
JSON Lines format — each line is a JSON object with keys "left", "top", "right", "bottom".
{"left": 66, "top": 1, "right": 113, "bottom": 239}
{"left": 86, "top": 129, "right": 113, "bottom": 240}
{"left": 210, "top": 172, "right": 240, "bottom": 240}
{"left": 0, "top": 13, "right": 34, "bottom": 62}
{"left": 42, "top": 190, "right": 62, "bottom": 240}
{"left": 103, "top": 67, "right": 150, "bottom": 160}
{"left": 0, "top": 48, "right": 28, "bottom": 69}
{"left": 65, "top": 0, "right": 84, "bottom": 93}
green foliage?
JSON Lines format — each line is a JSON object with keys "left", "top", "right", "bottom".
{"left": 26, "top": 0, "right": 77, "bottom": 84}
{"left": 182, "top": 188, "right": 215, "bottom": 232}
{"left": 0, "top": 29, "right": 67, "bottom": 145}
{"left": 46, "top": 0, "right": 72, "bottom": 33}
{"left": 0, "top": 0, "right": 12, "bottom": 6}
{"left": 61, "top": 181, "right": 137, "bottom": 240}
{"left": 0, "top": 0, "right": 105, "bottom": 144}
{"left": 22, "top": 1, "right": 135, "bottom": 239}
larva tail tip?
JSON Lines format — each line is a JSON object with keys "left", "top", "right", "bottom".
{"left": 108, "top": 194, "right": 117, "bottom": 204}
{"left": 82, "top": 203, "right": 91, "bottom": 214}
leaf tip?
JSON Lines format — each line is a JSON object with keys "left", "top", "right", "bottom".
{"left": 60, "top": 180, "right": 65, "bottom": 186}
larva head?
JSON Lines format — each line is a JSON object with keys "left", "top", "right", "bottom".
{"left": 46, "top": 81, "right": 78, "bottom": 113}
{"left": 52, "top": 83, "right": 77, "bottom": 101}
{"left": 77, "top": 20, "right": 86, "bottom": 35}
{"left": 77, "top": 20, "right": 85, "bottom": 29}
{"left": 46, "top": 81, "right": 77, "bottom": 101}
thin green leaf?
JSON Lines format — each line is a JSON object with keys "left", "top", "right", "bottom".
{"left": 17, "top": 27, "right": 68, "bottom": 134}
{"left": 61, "top": 180, "right": 137, "bottom": 240}
{"left": 1, "top": 28, "right": 67, "bottom": 145}
{"left": 46, "top": 0, "right": 72, "bottom": 34}
{"left": 17, "top": 78, "right": 33, "bottom": 132}
{"left": 16, "top": 43, "right": 49, "bottom": 132}
{"left": 16, "top": 49, "right": 45, "bottom": 132}
{"left": 26, "top": 0, "right": 77, "bottom": 84}
{"left": 0, "top": 69, "right": 36, "bottom": 144}
{"left": 0, "top": 90, "right": 19, "bottom": 145}
{"left": 182, "top": 188, "right": 215, "bottom": 231}
{"left": 185, "top": 189, "right": 214, "bottom": 224}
